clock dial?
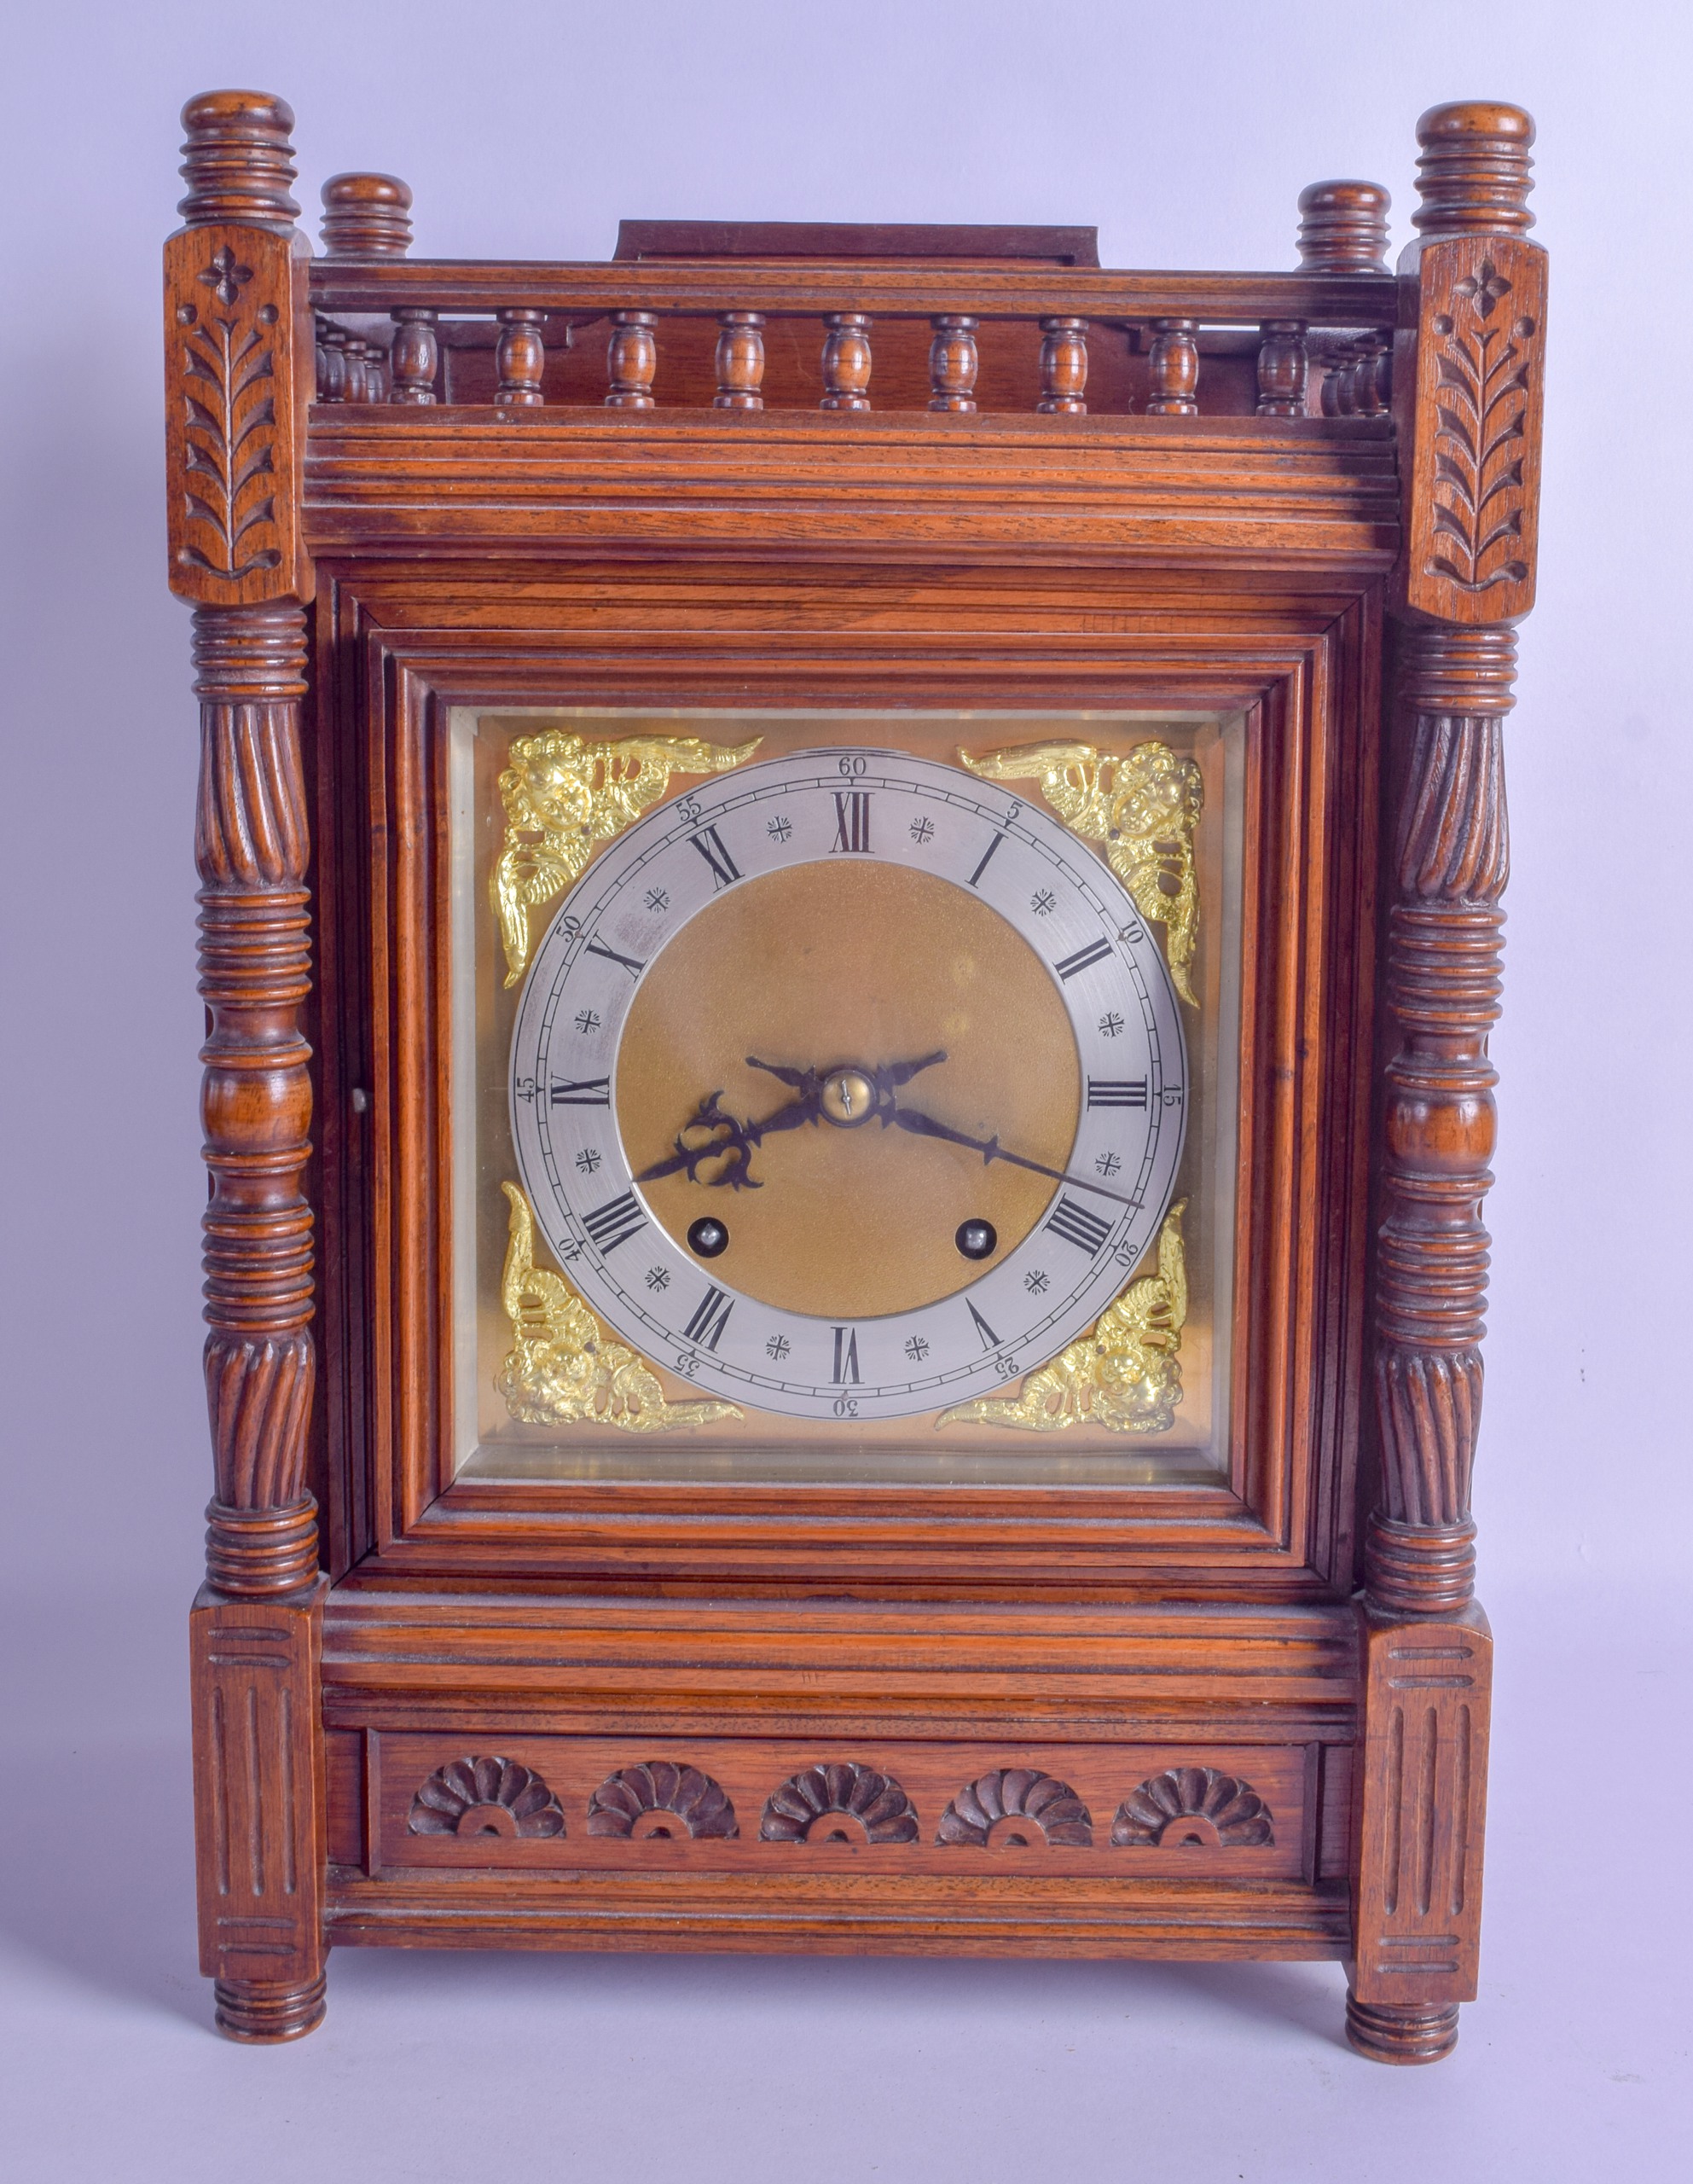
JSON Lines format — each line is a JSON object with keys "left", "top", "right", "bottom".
{"left": 509, "top": 749, "right": 1187, "bottom": 1424}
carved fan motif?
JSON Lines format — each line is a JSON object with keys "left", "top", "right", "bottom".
{"left": 1111, "top": 1766, "right": 1273, "bottom": 1849}
{"left": 409, "top": 1756, "right": 566, "bottom": 1838}
{"left": 587, "top": 1762, "right": 739, "bottom": 1839}
{"left": 936, "top": 1769, "right": 1093, "bottom": 1848}
{"left": 760, "top": 1762, "right": 919, "bottom": 1844}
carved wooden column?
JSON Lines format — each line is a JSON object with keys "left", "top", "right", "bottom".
{"left": 1350, "top": 102, "right": 1545, "bottom": 2067}
{"left": 166, "top": 89, "right": 327, "bottom": 2044}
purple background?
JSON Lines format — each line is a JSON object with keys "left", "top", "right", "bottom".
{"left": 3, "top": 1, "right": 1688, "bottom": 2172}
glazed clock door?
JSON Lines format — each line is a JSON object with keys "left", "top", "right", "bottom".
{"left": 445, "top": 706, "right": 1244, "bottom": 1488}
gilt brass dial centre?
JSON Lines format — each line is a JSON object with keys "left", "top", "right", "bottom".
{"left": 821, "top": 1069, "right": 876, "bottom": 1125}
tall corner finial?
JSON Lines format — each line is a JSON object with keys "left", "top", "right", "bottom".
{"left": 1296, "top": 181, "right": 1390, "bottom": 273}
{"left": 321, "top": 173, "right": 414, "bottom": 257}
{"left": 1412, "top": 102, "right": 1535, "bottom": 239}
{"left": 178, "top": 90, "right": 299, "bottom": 231}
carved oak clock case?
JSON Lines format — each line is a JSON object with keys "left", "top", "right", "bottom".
{"left": 165, "top": 91, "right": 1545, "bottom": 2062}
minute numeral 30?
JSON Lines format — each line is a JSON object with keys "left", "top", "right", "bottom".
{"left": 582, "top": 1191, "right": 647, "bottom": 1255}
{"left": 550, "top": 1076, "right": 611, "bottom": 1106}
{"left": 1087, "top": 1077, "right": 1148, "bottom": 1108}
{"left": 681, "top": 1284, "right": 733, "bottom": 1352}
{"left": 1044, "top": 1194, "right": 1114, "bottom": 1255}
{"left": 688, "top": 826, "right": 742, "bottom": 890}
{"left": 1054, "top": 936, "right": 1115, "bottom": 981}
{"left": 832, "top": 791, "right": 873, "bottom": 853}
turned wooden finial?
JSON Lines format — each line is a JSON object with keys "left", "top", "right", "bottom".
{"left": 178, "top": 90, "right": 299, "bottom": 230}
{"left": 1412, "top": 101, "right": 1535, "bottom": 238}
{"left": 321, "top": 172, "right": 414, "bottom": 256}
{"left": 1296, "top": 180, "right": 1390, "bottom": 272}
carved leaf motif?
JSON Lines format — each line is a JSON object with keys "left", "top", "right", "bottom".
{"left": 936, "top": 1769, "right": 1093, "bottom": 1847}
{"left": 1112, "top": 1766, "right": 1273, "bottom": 1849}
{"left": 497, "top": 1182, "right": 741, "bottom": 1432}
{"left": 409, "top": 1756, "right": 565, "bottom": 1838}
{"left": 1423, "top": 262, "right": 1535, "bottom": 595}
{"left": 759, "top": 1762, "right": 919, "bottom": 1844}
{"left": 936, "top": 1201, "right": 1187, "bottom": 1435}
{"left": 178, "top": 283, "right": 282, "bottom": 581}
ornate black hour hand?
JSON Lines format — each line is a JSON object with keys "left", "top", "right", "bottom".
{"left": 883, "top": 1102, "right": 1139, "bottom": 1209}
{"left": 634, "top": 1058, "right": 830, "bottom": 1190}
{"left": 633, "top": 1050, "right": 953, "bottom": 1190}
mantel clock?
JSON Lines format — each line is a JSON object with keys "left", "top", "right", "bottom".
{"left": 165, "top": 91, "right": 1546, "bottom": 2061}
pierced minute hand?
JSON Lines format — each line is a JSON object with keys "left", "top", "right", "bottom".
{"left": 884, "top": 1104, "right": 1140, "bottom": 1208}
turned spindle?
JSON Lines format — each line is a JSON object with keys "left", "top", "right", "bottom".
{"left": 390, "top": 309, "right": 440, "bottom": 404}
{"left": 316, "top": 322, "right": 348, "bottom": 402}
{"left": 1296, "top": 179, "right": 1391, "bottom": 272}
{"left": 714, "top": 312, "right": 766, "bottom": 409}
{"left": 820, "top": 313, "right": 873, "bottom": 410}
{"left": 606, "top": 311, "right": 658, "bottom": 408}
{"left": 496, "top": 309, "right": 547, "bottom": 406}
{"left": 320, "top": 172, "right": 413, "bottom": 257}
{"left": 1145, "top": 319, "right": 1199, "bottom": 414}
{"left": 929, "top": 316, "right": 978, "bottom": 413}
{"left": 1037, "top": 317, "right": 1088, "bottom": 414}
{"left": 341, "top": 334, "right": 369, "bottom": 404}
{"left": 1255, "top": 319, "right": 1308, "bottom": 416}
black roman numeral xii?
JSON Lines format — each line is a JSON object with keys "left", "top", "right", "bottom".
{"left": 832, "top": 792, "right": 872, "bottom": 853}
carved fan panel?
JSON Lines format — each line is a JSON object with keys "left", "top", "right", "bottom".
{"left": 409, "top": 1756, "right": 565, "bottom": 1838}
{"left": 936, "top": 1768, "right": 1093, "bottom": 1848}
{"left": 1111, "top": 1765, "right": 1273, "bottom": 1849}
{"left": 588, "top": 1762, "right": 739, "bottom": 1839}
{"left": 760, "top": 1762, "right": 919, "bottom": 1844}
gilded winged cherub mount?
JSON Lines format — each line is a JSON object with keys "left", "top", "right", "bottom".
{"left": 959, "top": 740, "right": 1204, "bottom": 1006}
{"left": 497, "top": 1183, "right": 741, "bottom": 1433}
{"left": 938, "top": 1201, "right": 1189, "bottom": 1435}
{"left": 493, "top": 730, "right": 761, "bottom": 985}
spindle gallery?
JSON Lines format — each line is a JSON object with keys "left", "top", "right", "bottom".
{"left": 165, "top": 89, "right": 1545, "bottom": 2063}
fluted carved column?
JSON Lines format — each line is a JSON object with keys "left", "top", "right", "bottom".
{"left": 194, "top": 601, "right": 319, "bottom": 1594}
{"left": 1368, "top": 623, "right": 1512, "bottom": 1617}
{"left": 169, "top": 87, "right": 327, "bottom": 2046}
{"left": 1348, "top": 98, "right": 1545, "bottom": 2070}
